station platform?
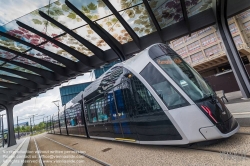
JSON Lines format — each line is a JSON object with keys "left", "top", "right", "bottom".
{"left": 0, "top": 137, "right": 30, "bottom": 166}
{"left": 225, "top": 91, "right": 250, "bottom": 126}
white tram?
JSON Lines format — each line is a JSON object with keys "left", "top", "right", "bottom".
{"left": 54, "top": 43, "right": 239, "bottom": 145}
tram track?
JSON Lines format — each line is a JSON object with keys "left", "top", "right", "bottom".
{"left": 46, "top": 133, "right": 250, "bottom": 160}
{"left": 39, "top": 135, "right": 110, "bottom": 166}
{"left": 33, "top": 138, "right": 45, "bottom": 166}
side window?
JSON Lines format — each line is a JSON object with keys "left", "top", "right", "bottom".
{"left": 107, "top": 92, "right": 118, "bottom": 120}
{"left": 128, "top": 71, "right": 162, "bottom": 115}
{"left": 95, "top": 95, "right": 108, "bottom": 122}
{"left": 113, "top": 81, "right": 132, "bottom": 118}
{"left": 140, "top": 63, "right": 189, "bottom": 109}
{"left": 88, "top": 102, "right": 97, "bottom": 123}
{"left": 65, "top": 104, "right": 82, "bottom": 126}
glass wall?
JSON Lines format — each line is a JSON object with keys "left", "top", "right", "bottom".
{"left": 65, "top": 103, "right": 86, "bottom": 135}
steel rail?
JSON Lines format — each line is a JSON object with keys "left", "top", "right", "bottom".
{"left": 34, "top": 137, "right": 45, "bottom": 166}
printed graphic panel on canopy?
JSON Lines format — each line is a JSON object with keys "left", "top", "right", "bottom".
{"left": 96, "top": 15, "right": 133, "bottom": 44}
{"left": 39, "top": 41, "right": 80, "bottom": 62}
{"left": 1, "top": 21, "right": 46, "bottom": 46}
{"left": 25, "top": 48, "right": 65, "bottom": 66}
{"left": 56, "top": 33, "right": 94, "bottom": 56}
{"left": 17, "top": 6, "right": 65, "bottom": 38}
{"left": 12, "top": 56, "right": 52, "bottom": 71}
{"left": 0, "top": 78, "right": 17, "bottom": 84}
{"left": 2, "top": 63, "right": 40, "bottom": 75}
{"left": 0, "top": 60, "right": 4, "bottom": 65}
{"left": 0, "top": 50, "right": 16, "bottom": 59}
{"left": 69, "top": 0, "right": 133, "bottom": 44}
{"left": 40, "top": 0, "right": 87, "bottom": 30}
{"left": 120, "top": 3, "right": 156, "bottom": 37}
{"left": 149, "top": 0, "right": 184, "bottom": 29}
{"left": 0, "top": 36, "right": 30, "bottom": 52}
{"left": 74, "top": 25, "right": 111, "bottom": 51}
{"left": 111, "top": 0, "right": 143, "bottom": 11}
{"left": 0, "top": 70, "right": 27, "bottom": 79}
{"left": 185, "top": 0, "right": 212, "bottom": 17}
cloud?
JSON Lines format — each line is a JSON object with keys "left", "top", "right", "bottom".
{"left": 0, "top": 0, "right": 57, "bottom": 26}
{"left": 0, "top": 72, "right": 94, "bottom": 128}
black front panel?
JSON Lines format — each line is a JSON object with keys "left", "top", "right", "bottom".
{"left": 196, "top": 97, "right": 238, "bottom": 133}
{"left": 216, "top": 116, "right": 238, "bottom": 134}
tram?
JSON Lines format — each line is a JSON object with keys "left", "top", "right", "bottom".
{"left": 51, "top": 43, "right": 239, "bottom": 145}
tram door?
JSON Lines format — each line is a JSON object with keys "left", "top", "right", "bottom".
{"left": 110, "top": 82, "right": 138, "bottom": 141}
{"left": 108, "top": 92, "right": 123, "bottom": 138}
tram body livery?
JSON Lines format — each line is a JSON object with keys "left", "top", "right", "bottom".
{"left": 51, "top": 43, "right": 239, "bottom": 145}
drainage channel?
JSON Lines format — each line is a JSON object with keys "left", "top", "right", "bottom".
{"left": 42, "top": 136, "right": 110, "bottom": 166}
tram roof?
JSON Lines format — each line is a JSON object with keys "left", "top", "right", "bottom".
{"left": 0, "top": 0, "right": 249, "bottom": 107}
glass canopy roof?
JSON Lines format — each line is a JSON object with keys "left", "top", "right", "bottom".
{"left": 0, "top": 70, "right": 26, "bottom": 79}
{"left": 0, "top": 0, "right": 214, "bottom": 104}
{"left": 0, "top": 78, "right": 17, "bottom": 84}
{"left": 2, "top": 63, "right": 39, "bottom": 75}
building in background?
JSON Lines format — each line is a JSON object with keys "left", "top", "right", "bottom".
{"left": 170, "top": 9, "right": 250, "bottom": 78}
{"left": 59, "top": 82, "right": 92, "bottom": 106}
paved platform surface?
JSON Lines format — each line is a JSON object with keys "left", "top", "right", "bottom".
{"left": 225, "top": 91, "right": 250, "bottom": 116}
{"left": 34, "top": 133, "right": 249, "bottom": 166}
{"left": 223, "top": 91, "right": 250, "bottom": 126}
{"left": 0, "top": 137, "right": 30, "bottom": 166}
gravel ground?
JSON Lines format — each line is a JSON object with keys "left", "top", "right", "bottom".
{"left": 43, "top": 133, "right": 250, "bottom": 166}
{"left": 238, "top": 127, "right": 250, "bottom": 133}
{"left": 34, "top": 135, "right": 100, "bottom": 166}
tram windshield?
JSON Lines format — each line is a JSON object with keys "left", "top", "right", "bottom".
{"left": 154, "top": 54, "right": 214, "bottom": 102}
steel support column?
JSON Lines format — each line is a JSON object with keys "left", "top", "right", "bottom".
{"left": 214, "top": 0, "right": 250, "bottom": 98}
{"left": 4, "top": 104, "right": 17, "bottom": 147}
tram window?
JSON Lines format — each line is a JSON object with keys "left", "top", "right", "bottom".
{"left": 154, "top": 54, "right": 214, "bottom": 102}
{"left": 88, "top": 102, "right": 97, "bottom": 123}
{"left": 113, "top": 81, "right": 132, "bottom": 118}
{"left": 140, "top": 63, "right": 189, "bottom": 109}
{"left": 128, "top": 71, "right": 162, "bottom": 115}
{"left": 95, "top": 96, "right": 108, "bottom": 122}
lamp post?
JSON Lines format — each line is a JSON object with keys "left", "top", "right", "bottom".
{"left": 52, "top": 100, "right": 61, "bottom": 134}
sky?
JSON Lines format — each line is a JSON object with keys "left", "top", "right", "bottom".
{"left": 0, "top": 0, "right": 95, "bottom": 128}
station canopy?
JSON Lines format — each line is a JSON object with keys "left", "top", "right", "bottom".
{"left": 0, "top": 0, "right": 249, "bottom": 106}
